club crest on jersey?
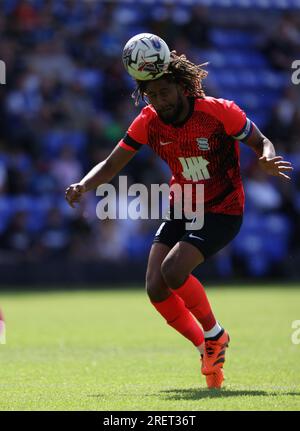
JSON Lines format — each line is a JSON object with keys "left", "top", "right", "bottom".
{"left": 196, "top": 138, "right": 210, "bottom": 151}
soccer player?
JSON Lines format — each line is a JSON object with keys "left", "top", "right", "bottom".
{"left": 65, "top": 51, "right": 293, "bottom": 388}
{"left": 0, "top": 308, "right": 5, "bottom": 344}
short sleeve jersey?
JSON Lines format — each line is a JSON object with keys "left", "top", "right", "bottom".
{"left": 119, "top": 97, "right": 252, "bottom": 215}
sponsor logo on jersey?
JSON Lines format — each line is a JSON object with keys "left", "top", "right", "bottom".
{"left": 179, "top": 156, "right": 210, "bottom": 181}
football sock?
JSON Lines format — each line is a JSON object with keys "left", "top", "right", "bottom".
{"left": 174, "top": 275, "right": 222, "bottom": 334}
{"left": 204, "top": 323, "right": 224, "bottom": 340}
{"left": 151, "top": 291, "right": 204, "bottom": 347}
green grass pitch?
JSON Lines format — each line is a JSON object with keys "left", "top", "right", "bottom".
{"left": 0, "top": 286, "right": 299, "bottom": 411}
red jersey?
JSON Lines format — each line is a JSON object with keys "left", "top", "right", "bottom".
{"left": 119, "top": 97, "right": 253, "bottom": 215}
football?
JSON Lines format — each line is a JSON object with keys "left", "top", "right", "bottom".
{"left": 122, "top": 33, "right": 171, "bottom": 81}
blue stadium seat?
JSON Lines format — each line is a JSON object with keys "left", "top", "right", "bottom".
{"left": 189, "top": 0, "right": 300, "bottom": 8}
{"left": 197, "top": 49, "right": 227, "bottom": 68}
{"left": 227, "top": 50, "right": 268, "bottom": 68}
{"left": 209, "top": 28, "right": 261, "bottom": 48}
{"left": 262, "top": 214, "right": 291, "bottom": 260}
{"left": 222, "top": 91, "right": 260, "bottom": 109}
{"left": 246, "top": 110, "right": 270, "bottom": 128}
{"left": 232, "top": 211, "right": 292, "bottom": 276}
{"left": 200, "top": 49, "right": 268, "bottom": 69}
{"left": 42, "top": 130, "right": 87, "bottom": 158}
{"left": 0, "top": 196, "right": 14, "bottom": 233}
{"left": 259, "top": 70, "right": 289, "bottom": 89}
{"left": 27, "top": 197, "right": 54, "bottom": 232}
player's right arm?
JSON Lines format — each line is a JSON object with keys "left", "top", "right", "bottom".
{"left": 65, "top": 145, "right": 135, "bottom": 208}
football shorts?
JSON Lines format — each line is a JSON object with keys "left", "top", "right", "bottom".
{"left": 153, "top": 207, "right": 243, "bottom": 259}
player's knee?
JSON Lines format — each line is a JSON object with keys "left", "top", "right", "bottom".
{"left": 161, "top": 257, "right": 186, "bottom": 289}
{"left": 145, "top": 271, "right": 168, "bottom": 302}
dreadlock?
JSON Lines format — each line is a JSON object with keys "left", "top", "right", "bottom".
{"left": 132, "top": 51, "right": 208, "bottom": 106}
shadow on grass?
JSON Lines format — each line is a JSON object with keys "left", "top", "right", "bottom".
{"left": 159, "top": 388, "right": 300, "bottom": 400}
{"left": 87, "top": 388, "right": 300, "bottom": 401}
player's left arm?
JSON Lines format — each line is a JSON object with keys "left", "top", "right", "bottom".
{"left": 241, "top": 122, "right": 293, "bottom": 181}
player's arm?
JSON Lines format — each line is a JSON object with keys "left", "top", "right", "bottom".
{"left": 241, "top": 122, "right": 293, "bottom": 181}
{"left": 65, "top": 145, "right": 135, "bottom": 208}
{"left": 66, "top": 108, "right": 149, "bottom": 207}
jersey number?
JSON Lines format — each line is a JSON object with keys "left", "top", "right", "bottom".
{"left": 179, "top": 156, "right": 210, "bottom": 181}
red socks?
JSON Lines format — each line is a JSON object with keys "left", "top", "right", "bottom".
{"left": 151, "top": 291, "right": 204, "bottom": 347}
{"left": 150, "top": 276, "right": 218, "bottom": 347}
{"left": 175, "top": 275, "right": 217, "bottom": 331}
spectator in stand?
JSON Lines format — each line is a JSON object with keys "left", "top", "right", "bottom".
{"left": 0, "top": 210, "right": 35, "bottom": 261}
{"left": 36, "top": 207, "right": 71, "bottom": 259}
{"left": 244, "top": 165, "right": 283, "bottom": 213}
{"left": 263, "top": 13, "right": 300, "bottom": 71}
{"left": 265, "top": 86, "right": 300, "bottom": 150}
{"left": 51, "top": 144, "right": 83, "bottom": 192}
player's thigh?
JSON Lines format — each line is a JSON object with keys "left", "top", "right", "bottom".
{"left": 147, "top": 214, "right": 186, "bottom": 300}
{"left": 181, "top": 212, "right": 243, "bottom": 260}
{"left": 161, "top": 213, "right": 243, "bottom": 289}
{"left": 145, "top": 242, "right": 171, "bottom": 302}
{"left": 161, "top": 241, "right": 205, "bottom": 289}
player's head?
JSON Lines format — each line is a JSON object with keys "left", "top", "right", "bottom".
{"left": 132, "top": 51, "right": 208, "bottom": 124}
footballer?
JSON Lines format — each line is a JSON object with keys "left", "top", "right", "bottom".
{"left": 65, "top": 50, "right": 293, "bottom": 389}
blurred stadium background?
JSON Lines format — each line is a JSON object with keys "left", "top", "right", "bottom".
{"left": 0, "top": 0, "right": 300, "bottom": 286}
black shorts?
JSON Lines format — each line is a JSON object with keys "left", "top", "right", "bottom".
{"left": 153, "top": 208, "right": 243, "bottom": 259}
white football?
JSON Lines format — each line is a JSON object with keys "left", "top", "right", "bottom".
{"left": 122, "top": 33, "right": 171, "bottom": 81}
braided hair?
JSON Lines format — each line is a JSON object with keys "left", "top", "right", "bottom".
{"left": 132, "top": 51, "right": 208, "bottom": 106}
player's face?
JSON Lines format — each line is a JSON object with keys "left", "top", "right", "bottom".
{"left": 145, "top": 79, "right": 188, "bottom": 124}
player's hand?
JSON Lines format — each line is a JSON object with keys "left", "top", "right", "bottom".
{"left": 65, "top": 183, "right": 86, "bottom": 208}
{"left": 259, "top": 156, "right": 293, "bottom": 181}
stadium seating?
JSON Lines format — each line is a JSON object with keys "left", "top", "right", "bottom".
{"left": 0, "top": 0, "right": 298, "bottom": 280}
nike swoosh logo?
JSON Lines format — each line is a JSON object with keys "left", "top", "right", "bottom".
{"left": 189, "top": 233, "right": 205, "bottom": 241}
{"left": 160, "top": 141, "right": 172, "bottom": 146}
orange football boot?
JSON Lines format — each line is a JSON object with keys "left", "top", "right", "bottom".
{"left": 200, "top": 356, "right": 225, "bottom": 389}
{"left": 205, "top": 369, "right": 224, "bottom": 389}
{"left": 201, "top": 331, "right": 230, "bottom": 376}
